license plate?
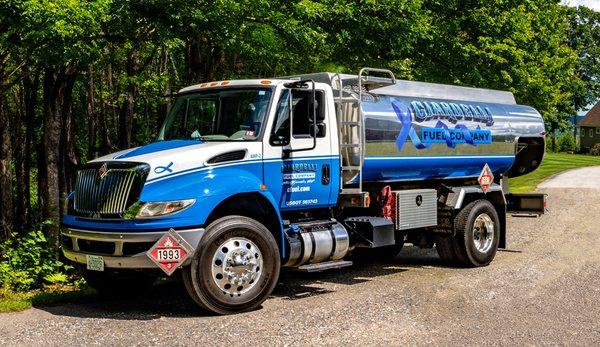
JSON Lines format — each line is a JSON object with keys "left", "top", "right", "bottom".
{"left": 86, "top": 254, "right": 105, "bottom": 272}
{"left": 155, "top": 248, "right": 182, "bottom": 261}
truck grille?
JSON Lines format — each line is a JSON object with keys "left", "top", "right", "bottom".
{"left": 73, "top": 163, "right": 149, "bottom": 216}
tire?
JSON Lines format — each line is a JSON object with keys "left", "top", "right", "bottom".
{"left": 436, "top": 199, "right": 500, "bottom": 267}
{"left": 183, "top": 215, "right": 280, "bottom": 314}
{"left": 352, "top": 243, "right": 404, "bottom": 262}
{"left": 79, "top": 267, "right": 157, "bottom": 296}
{"left": 434, "top": 234, "right": 460, "bottom": 265}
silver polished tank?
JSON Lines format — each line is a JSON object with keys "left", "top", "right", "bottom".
{"left": 290, "top": 72, "right": 546, "bottom": 183}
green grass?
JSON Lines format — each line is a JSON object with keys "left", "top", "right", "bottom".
{"left": 508, "top": 153, "right": 600, "bottom": 193}
{"left": 0, "top": 286, "right": 95, "bottom": 313}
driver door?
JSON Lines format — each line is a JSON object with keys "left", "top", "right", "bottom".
{"left": 263, "top": 85, "right": 338, "bottom": 210}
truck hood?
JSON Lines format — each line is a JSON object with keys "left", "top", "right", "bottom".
{"left": 90, "top": 140, "right": 254, "bottom": 183}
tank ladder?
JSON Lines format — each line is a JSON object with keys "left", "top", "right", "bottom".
{"left": 333, "top": 68, "right": 396, "bottom": 206}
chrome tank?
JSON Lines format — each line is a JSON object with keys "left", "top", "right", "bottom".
{"left": 296, "top": 72, "right": 546, "bottom": 183}
{"left": 358, "top": 94, "right": 545, "bottom": 182}
{"left": 283, "top": 221, "right": 350, "bottom": 267}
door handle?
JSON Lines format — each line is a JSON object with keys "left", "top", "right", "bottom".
{"left": 322, "top": 164, "right": 330, "bottom": 185}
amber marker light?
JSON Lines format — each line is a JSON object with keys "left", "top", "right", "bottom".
{"left": 260, "top": 80, "right": 271, "bottom": 85}
{"left": 260, "top": 184, "right": 267, "bottom": 190}
{"left": 209, "top": 82, "right": 218, "bottom": 86}
{"left": 221, "top": 81, "right": 230, "bottom": 86}
{"left": 199, "top": 83, "right": 208, "bottom": 88}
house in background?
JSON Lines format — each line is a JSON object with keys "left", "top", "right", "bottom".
{"left": 578, "top": 101, "right": 600, "bottom": 152}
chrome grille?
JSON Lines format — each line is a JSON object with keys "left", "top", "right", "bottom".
{"left": 74, "top": 168, "right": 138, "bottom": 215}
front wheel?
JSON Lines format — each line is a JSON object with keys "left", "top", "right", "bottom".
{"left": 183, "top": 216, "right": 280, "bottom": 314}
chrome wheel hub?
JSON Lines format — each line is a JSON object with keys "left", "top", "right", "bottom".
{"left": 211, "top": 237, "right": 263, "bottom": 296}
{"left": 472, "top": 213, "right": 494, "bottom": 253}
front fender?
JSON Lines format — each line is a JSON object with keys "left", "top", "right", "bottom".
{"left": 140, "top": 166, "right": 284, "bottom": 237}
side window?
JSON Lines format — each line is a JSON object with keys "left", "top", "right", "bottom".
{"left": 291, "top": 90, "right": 325, "bottom": 138}
{"left": 270, "top": 90, "right": 291, "bottom": 146}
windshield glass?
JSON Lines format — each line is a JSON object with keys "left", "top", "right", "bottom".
{"left": 158, "top": 88, "right": 273, "bottom": 141}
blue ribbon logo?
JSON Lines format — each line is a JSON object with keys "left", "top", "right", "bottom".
{"left": 154, "top": 162, "right": 174, "bottom": 174}
{"left": 391, "top": 102, "right": 431, "bottom": 151}
{"left": 392, "top": 101, "right": 491, "bottom": 151}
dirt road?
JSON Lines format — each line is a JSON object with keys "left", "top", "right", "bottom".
{"left": 539, "top": 166, "right": 600, "bottom": 189}
{"left": 1, "top": 178, "right": 599, "bottom": 345}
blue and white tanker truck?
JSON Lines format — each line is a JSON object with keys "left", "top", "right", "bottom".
{"left": 61, "top": 68, "right": 547, "bottom": 314}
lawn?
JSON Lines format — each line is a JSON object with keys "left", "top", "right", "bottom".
{"left": 508, "top": 152, "right": 600, "bottom": 193}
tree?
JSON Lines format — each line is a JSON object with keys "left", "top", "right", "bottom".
{"left": 567, "top": 5, "right": 600, "bottom": 111}
{"left": 310, "top": 0, "right": 430, "bottom": 77}
{"left": 416, "top": 0, "right": 581, "bottom": 142}
{"left": 17, "top": 0, "right": 110, "bottom": 244}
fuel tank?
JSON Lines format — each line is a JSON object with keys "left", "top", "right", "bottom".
{"left": 359, "top": 92, "right": 546, "bottom": 182}
{"left": 297, "top": 72, "right": 546, "bottom": 183}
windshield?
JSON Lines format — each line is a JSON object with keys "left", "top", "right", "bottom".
{"left": 158, "top": 88, "right": 273, "bottom": 141}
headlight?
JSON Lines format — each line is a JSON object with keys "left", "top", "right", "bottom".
{"left": 136, "top": 199, "right": 195, "bottom": 218}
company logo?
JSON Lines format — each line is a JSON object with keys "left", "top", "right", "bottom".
{"left": 391, "top": 101, "right": 493, "bottom": 151}
{"left": 154, "top": 162, "right": 174, "bottom": 174}
{"left": 409, "top": 100, "right": 494, "bottom": 126}
{"left": 98, "top": 163, "right": 108, "bottom": 179}
{"left": 416, "top": 195, "right": 423, "bottom": 207}
{"left": 281, "top": 163, "right": 317, "bottom": 173}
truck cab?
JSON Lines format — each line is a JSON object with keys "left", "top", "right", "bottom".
{"left": 61, "top": 69, "right": 546, "bottom": 314}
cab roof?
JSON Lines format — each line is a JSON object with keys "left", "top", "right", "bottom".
{"left": 178, "top": 79, "right": 293, "bottom": 94}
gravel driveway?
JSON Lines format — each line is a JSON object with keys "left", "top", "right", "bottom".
{"left": 1, "top": 174, "right": 599, "bottom": 345}
{"left": 539, "top": 166, "right": 600, "bottom": 189}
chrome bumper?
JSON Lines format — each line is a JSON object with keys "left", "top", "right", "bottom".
{"left": 61, "top": 227, "right": 205, "bottom": 269}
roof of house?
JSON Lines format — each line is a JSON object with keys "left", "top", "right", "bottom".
{"left": 579, "top": 101, "right": 600, "bottom": 127}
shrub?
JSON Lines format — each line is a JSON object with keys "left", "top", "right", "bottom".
{"left": 591, "top": 143, "right": 600, "bottom": 156}
{"left": 0, "top": 227, "right": 71, "bottom": 291}
{"left": 557, "top": 133, "right": 577, "bottom": 153}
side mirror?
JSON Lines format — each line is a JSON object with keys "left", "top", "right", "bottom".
{"left": 282, "top": 80, "right": 318, "bottom": 155}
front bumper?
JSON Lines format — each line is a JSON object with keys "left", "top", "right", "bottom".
{"left": 61, "top": 227, "right": 205, "bottom": 269}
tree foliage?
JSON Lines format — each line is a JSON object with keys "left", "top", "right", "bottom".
{"left": 567, "top": 5, "right": 600, "bottom": 110}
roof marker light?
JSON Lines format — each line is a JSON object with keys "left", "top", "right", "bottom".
{"left": 209, "top": 82, "right": 218, "bottom": 87}
{"left": 221, "top": 81, "right": 230, "bottom": 86}
{"left": 260, "top": 80, "right": 272, "bottom": 85}
{"left": 200, "top": 83, "right": 208, "bottom": 88}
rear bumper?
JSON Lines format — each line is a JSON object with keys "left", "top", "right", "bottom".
{"left": 61, "top": 227, "right": 205, "bottom": 269}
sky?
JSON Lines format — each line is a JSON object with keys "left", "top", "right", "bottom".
{"left": 562, "top": 0, "right": 600, "bottom": 11}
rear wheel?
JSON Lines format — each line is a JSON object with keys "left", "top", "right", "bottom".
{"left": 436, "top": 199, "right": 500, "bottom": 267}
{"left": 183, "top": 216, "right": 280, "bottom": 314}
